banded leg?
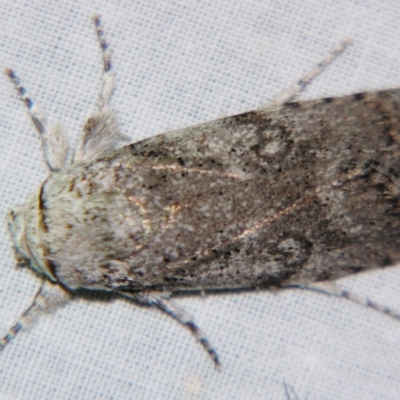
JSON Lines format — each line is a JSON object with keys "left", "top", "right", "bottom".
{"left": 0, "top": 281, "right": 70, "bottom": 352}
{"left": 93, "top": 14, "right": 114, "bottom": 111}
{"left": 123, "top": 291, "right": 221, "bottom": 368}
{"left": 74, "top": 15, "right": 127, "bottom": 164}
{"left": 266, "top": 38, "right": 352, "bottom": 107}
{"left": 283, "top": 380, "right": 303, "bottom": 400}
{"left": 4, "top": 69, "right": 69, "bottom": 171}
{"left": 290, "top": 282, "right": 400, "bottom": 321}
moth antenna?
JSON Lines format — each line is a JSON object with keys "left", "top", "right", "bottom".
{"left": 125, "top": 292, "right": 221, "bottom": 368}
{"left": 4, "top": 68, "right": 69, "bottom": 171}
{"left": 93, "top": 14, "right": 114, "bottom": 111}
{"left": 0, "top": 282, "right": 70, "bottom": 352}
{"left": 267, "top": 38, "right": 352, "bottom": 107}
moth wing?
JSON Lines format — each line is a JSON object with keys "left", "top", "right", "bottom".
{"left": 119, "top": 89, "right": 400, "bottom": 289}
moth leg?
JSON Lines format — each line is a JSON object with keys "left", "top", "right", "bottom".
{"left": 92, "top": 14, "right": 114, "bottom": 111}
{"left": 266, "top": 38, "right": 352, "bottom": 107}
{"left": 297, "top": 282, "right": 400, "bottom": 321}
{"left": 123, "top": 292, "right": 221, "bottom": 368}
{"left": 4, "top": 69, "right": 69, "bottom": 171}
{"left": 74, "top": 15, "right": 128, "bottom": 164}
{"left": 0, "top": 281, "right": 70, "bottom": 352}
{"left": 283, "top": 379, "right": 301, "bottom": 400}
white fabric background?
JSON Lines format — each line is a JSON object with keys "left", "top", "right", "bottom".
{"left": 1, "top": 1, "right": 400, "bottom": 399}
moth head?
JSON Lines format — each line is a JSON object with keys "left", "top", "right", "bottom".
{"left": 7, "top": 191, "right": 57, "bottom": 282}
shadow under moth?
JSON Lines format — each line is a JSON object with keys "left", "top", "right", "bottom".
{"left": 2, "top": 16, "right": 400, "bottom": 368}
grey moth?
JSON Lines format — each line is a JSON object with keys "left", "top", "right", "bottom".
{"left": 2, "top": 16, "right": 400, "bottom": 367}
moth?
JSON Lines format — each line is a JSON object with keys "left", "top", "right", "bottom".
{"left": 2, "top": 15, "right": 400, "bottom": 368}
